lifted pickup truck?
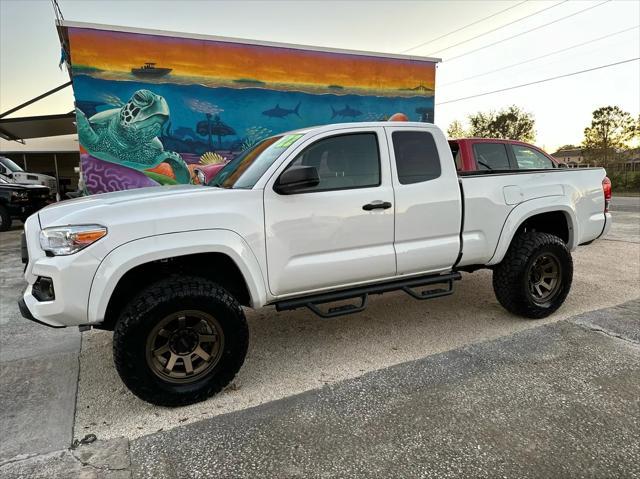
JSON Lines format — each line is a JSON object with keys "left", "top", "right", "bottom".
{"left": 20, "top": 122, "right": 611, "bottom": 406}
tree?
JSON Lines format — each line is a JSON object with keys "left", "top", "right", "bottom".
{"left": 582, "top": 106, "right": 635, "bottom": 166}
{"left": 447, "top": 120, "right": 466, "bottom": 139}
{"left": 466, "top": 105, "right": 536, "bottom": 142}
{"left": 556, "top": 144, "right": 579, "bottom": 151}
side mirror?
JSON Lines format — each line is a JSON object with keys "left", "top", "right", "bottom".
{"left": 275, "top": 166, "right": 320, "bottom": 194}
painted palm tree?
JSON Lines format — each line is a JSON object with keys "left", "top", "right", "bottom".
{"left": 197, "top": 114, "right": 236, "bottom": 150}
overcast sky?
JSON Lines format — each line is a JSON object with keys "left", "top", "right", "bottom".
{"left": 1, "top": 0, "right": 638, "bottom": 151}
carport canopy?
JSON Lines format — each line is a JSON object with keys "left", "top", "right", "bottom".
{"left": 0, "top": 81, "right": 76, "bottom": 143}
{"left": 0, "top": 113, "right": 76, "bottom": 142}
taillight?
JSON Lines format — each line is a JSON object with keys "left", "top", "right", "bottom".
{"left": 602, "top": 176, "right": 612, "bottom": 213}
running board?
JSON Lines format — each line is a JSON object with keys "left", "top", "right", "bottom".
{"left": 275, "top": 272, "right": 462, "bottom": 319}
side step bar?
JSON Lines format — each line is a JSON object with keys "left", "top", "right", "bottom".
{"left": 275, "top": 272, "right": 462, "bottom": 319}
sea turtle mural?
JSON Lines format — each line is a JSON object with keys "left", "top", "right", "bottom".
{"left": 76, "top": 89, "right": 191, "bottom": 186}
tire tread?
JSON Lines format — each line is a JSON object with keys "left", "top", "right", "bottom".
{"left": 113, "top": 275, "right": 248, "bottom": 407}
{"left": 493, "top": 231, "right": 573, "bottom": 319}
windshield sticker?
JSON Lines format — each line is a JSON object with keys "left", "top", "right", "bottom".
{"left": 275, "top": 134, "right": 303, "bottom": 148}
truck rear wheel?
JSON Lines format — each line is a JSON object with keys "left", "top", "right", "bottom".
{"left": 113, "top": 276, "right": 248, "bottom": 407}
{"left": 492, "top": 231, "right": 573, "bottom": 319}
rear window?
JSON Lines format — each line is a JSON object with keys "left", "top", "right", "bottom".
{"left": 392, "top": 131, "right": 441, "bottom": 184}
{"left": 473, "top": 143, "right": 510, "bottom": 171}
{"left": 512, "top": 145, "right": 555, "bottom": 169}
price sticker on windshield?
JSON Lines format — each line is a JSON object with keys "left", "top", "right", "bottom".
{"left": 275, "top": 134, "right": 303, "bottom": 148}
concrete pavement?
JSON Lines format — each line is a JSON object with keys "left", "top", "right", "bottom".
{"left": 0, "top": 225, "right": 81, "bottom": 463}
{"left": 608, "top": 195, "right": 640, "bottom": 243}
{"left": 128, "top": 301, "right": 640, "bottom": 479}
{"left": 2, "top": 300, "right": 638, "bottom": 478}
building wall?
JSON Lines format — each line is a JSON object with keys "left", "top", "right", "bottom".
{"left": 65, "top": 24, "right": 437, "bottom": 195}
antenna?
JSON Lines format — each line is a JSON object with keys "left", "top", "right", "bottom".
{"left": 51, "top": 0, "right": 64, "bottom": 22}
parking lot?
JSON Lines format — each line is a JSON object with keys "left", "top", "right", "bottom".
{"left": 1, "top": 196, "right": 638, "bottom": 477}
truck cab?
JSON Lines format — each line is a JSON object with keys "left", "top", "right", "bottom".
{"left": 0, "top": 156, "right": 58, "bottom": 199}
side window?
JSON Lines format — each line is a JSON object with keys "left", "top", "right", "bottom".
{"left": 512, "top": 145, "right": 555, "bottom": 169}
{"left": 283, "top": 133, "right": 380, "bottom": 192}
{"left": 473, "top": 143, "right": 511, "bottom": 170}
{"left": 392, "top": 131, "right": 441, "bottom": 184}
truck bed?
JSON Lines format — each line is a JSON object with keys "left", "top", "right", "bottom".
{"left": 458, "top": 167, "right": 608, "bottom": 267}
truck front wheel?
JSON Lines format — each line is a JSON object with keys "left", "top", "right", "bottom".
{"left": 113, "top": 276, "right": 248, "bottom": 407}
{"left": 492, "top": 231, "right": 573, "bottom": 319}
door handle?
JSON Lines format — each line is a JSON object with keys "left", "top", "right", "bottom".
{"left": 362, "top": 201, "right": 392, "bottom": 211}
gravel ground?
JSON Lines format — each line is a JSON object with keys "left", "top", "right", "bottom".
{"left": 74, "top": 235, "right": 640, "bottom": 441}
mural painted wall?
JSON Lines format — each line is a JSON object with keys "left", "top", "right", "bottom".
{"left": 64, "top": 24, "right": 437, "bottom": 194}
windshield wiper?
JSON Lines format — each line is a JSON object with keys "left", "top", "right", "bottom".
{"left": 477, "top": 160, "right": 493, "bottom": 170}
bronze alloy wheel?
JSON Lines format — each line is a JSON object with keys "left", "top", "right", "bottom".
{"left": 145, "top": 310, "right": 224, "bottom": 384}
{"left": 527, "top": 252, "right": 561, "bottom": 304}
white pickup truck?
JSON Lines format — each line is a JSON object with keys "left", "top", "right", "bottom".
{"left": 20, "top": 122, "right": 611, "bottom": 406}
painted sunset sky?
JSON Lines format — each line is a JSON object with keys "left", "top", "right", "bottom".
{"left": 67, "top": 27, "right": 436, "bottom": 96}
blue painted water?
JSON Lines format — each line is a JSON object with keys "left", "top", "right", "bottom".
{"left": 73, "top": 75, "right": 434, "bottom": 155}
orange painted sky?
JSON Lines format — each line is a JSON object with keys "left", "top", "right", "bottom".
{"left": 68, "top": 27, "right": 436, "bottom": 92}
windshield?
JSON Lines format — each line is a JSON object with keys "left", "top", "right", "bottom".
{"left": 209, "top": 134, "right": 302, "bottom": 189}
{"left": 0, "top": 157, "right": 24, "bottom": 172}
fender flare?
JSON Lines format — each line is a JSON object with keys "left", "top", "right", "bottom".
{"left": 87, "top": 229, "right": 267, "bottom": 324}
{"left": 487, "top": 199, "right": 578, "bottom": 266}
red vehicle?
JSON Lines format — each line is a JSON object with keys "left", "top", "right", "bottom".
{"left": 449, "top": 137, "right": 611, "bottom": 212}
{"left": 448, "top": 138, "right": 560, "bottom": 173}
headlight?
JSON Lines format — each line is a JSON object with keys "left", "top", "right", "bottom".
{"left": 11, "top": 191, "right": 28, "bottom": 201}
{"left": 39, "top": 225, "right": 107, "bottom": 256}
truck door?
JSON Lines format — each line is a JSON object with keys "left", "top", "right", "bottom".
{"left": 386, "top": 126, "right": 462, "bottom": 275}
{"left": 263, "top": 128, "right": 396, "bottom": 297}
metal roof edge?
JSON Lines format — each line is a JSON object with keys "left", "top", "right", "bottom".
{"left": 57, "top": 20, "right": 442, "bottom": 64}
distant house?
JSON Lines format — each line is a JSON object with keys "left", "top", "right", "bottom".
{"left": 551, "top": 148, "right": 591, "bottom": 168}
{"left": 623, "top": 148, "right": 640, "bottom": 171}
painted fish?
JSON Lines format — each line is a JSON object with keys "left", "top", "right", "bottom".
{"left": 331, "top": 105, "right": 362, "bottom": 119}
{"left": 262, "top": 102, "right": 301, "bottom": 119}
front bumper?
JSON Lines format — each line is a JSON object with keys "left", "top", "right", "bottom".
{"left": 18, "top": 297, "right": 65, "bottom": 328}
{"left": 20, "top": 215, "right": 101, "bottom": 327}
{"left": 6, "top": 201, "right": 30, "bottom": 218}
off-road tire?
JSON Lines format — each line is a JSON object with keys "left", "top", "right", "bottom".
{"left": 493, "top": 231, "right": 573, "bottom": 319}
{"left": 113, "top": 276, "right": 248, "bottom": 407}
{"left": 0, "top": 205, "right": 11, "bottom": 232}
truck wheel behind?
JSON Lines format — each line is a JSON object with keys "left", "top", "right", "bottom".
{"left": 0, "top": 205, "right": 11, "bottom": 231}
{"left": 492, "top": 231, "right": 573, "bottom": 319}
{"left": 113, "top": 276, "right": 248, "bottom": 407}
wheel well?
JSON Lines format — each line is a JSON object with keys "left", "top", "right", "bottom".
{"left": 99, "top": 253, "right": 251, "bottom": 331}
{"left": 516, "top": 211, "right": 570, "bottom": 244}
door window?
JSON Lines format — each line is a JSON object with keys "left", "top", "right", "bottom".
{"left": 282, "top": 133, "right": 380, "bottom": 192}
{"left": 472, "top": 143, "right": 511, "bottom": 171}
{"left": 392, "top": 131, "right": 441, "bottom": 184}
{"left": 512, "top": 145, "right": 555, "bottom": 169}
